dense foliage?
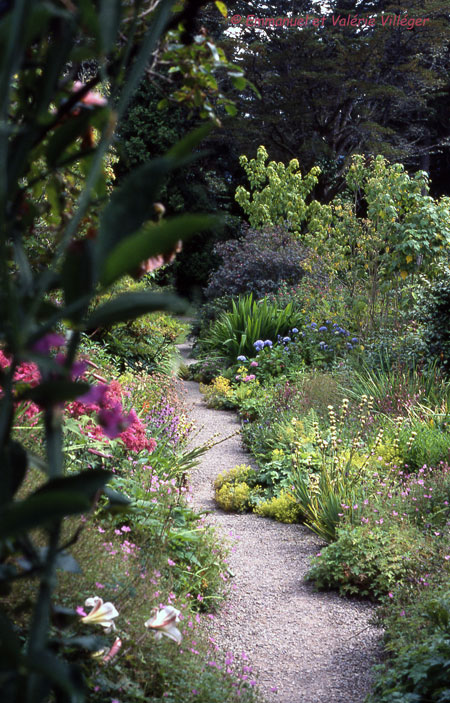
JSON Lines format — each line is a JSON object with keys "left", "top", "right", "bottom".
{"left": 193, "top": 135, "right": 450, "bottom": 702}
{"left": 204, "top": 225, "right": 308, "bottom": 300}
{"left": 0, "top": 2, "right": 257, "bottom": 702}
{"left": 3, "top": 1, "right": 450, "bottom": 701}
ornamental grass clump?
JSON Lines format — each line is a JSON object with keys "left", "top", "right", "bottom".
{"left": 345, "top": 358, "right": 449, "bottom": 418}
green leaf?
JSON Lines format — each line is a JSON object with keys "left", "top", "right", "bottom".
{"left": 0, "top": 609, "right": 22, "bottom": 665}
{"left": 167, "top": 122, "right": 213, "bottom": 161}
{"left": 27, "top": 452, "right": 48, "bottom": 475}
{"left": 78, "top": 0, "right": 100, "bottom": 49}
{"left": 36, "top": 468, "right": 112, "bottom": 502}
{"left": 61, "top": 239, "right": 96, "bottom": 317}
{"left": 45, "top": 108, "right": 109, "bottom": 168}
{"left": 25, "top": 649, "right": 84, "bottom": 700}
{"left": 97, "top": 157, "right": 172, "bottom": 262}
{"left": 97, "top": 124, "right": 213, "bottom": 267}
{"left": 225, "top": 103, "right": 237, "bottom": 116}
{"left": 28, "top": 548, "right": 81, "bottom": 573}
{"left": 0, "top": 440, "right": 28, "bottom": 506}
{"left": 84, "top": 291, "right": 187, "bottom": 328}
{"left": 102, "top": 486, "right": 131, "bottom": 513}
{"left": 215, "top": 1, "right": 228, "bottom": 18}
{"left": 0, "top": 493, "right": 90, "bottom": 538}
{"left": 100, "top": 214, "right": 217, "bottom": 287}
{"left": 54, "top": 551, "right": 81, "bottom": 573}
{"left": 99, "top": 0, "right": 121, "bottom": 53}
{"left": 206, "top": 41, "right": 220, "bottom": 62}
{"left": 19, "top": 381, "right": 90, "bottom": 407}
{"left": 231, "top": 75, "right": 246, "bottom": 90}
{"left": 60, "top": 634, "right": 105, "bottom": 651}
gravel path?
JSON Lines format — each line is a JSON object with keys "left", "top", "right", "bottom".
{"left": 180, "top": 347, "right": 382, "bottom": 703}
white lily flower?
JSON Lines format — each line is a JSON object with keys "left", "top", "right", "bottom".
{"left": 144, "top": 605, "right": 182, "bottom": 644}
{"left": 81, "top": 596, "right": 119, "bottom": 633}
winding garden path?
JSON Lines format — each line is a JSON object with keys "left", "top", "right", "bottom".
{"left": 178, "top": 343, "right": 382, "bottom": 703}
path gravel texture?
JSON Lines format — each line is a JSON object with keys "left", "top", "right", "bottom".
{"left": 179, "top": 346, "right": 382, "bottom": 703}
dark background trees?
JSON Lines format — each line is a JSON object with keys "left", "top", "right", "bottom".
{"left": 115, "top": 0, "right": 450, "bottom": 296}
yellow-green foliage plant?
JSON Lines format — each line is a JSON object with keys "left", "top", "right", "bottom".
{"left": 213, "top": 464, "right": 258, "bottom": 512}
{"left": 236, "top": 148, "right": 450, "bottom": 332}
{"left": 254, "top": 491, "right": 302, "bottom": 523}
{"left": 235, "top": 145, "right": 331, "bottom": 240}
{"left": 200, "top": 375, "right": 235, "bottom": 409}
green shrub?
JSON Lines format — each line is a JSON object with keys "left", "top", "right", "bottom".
{"left": 306, "top": 522, "right": 434, "bottom": 600}
{"left": 368, "top": 631, "right": 450, "bottom": 703}
{"left": 415, "top": 266, "right": 450, "bottom": 372}
{"left": 398, "top": 420, "right": 450, "bottom": 471}
{"left": 204, "top": 225, "right": 307, "bottom": 300}
{"left": 254, "top": 491, "right": 302, "bottom": 523}
{"left": 200, "top": 294, "right": 303, "bottom": 364}
{"left": 199, "top": 376, "right": 236, "bottom": 409}
{"left": 214, "top": 465, "right": 257, "bottom": 491}
{"left": 215, "top": 481, "right": 252, "bottom": 512}
{"left": 89, "top": 279, "right": 189, "bottom": 374}
{"left": 186, "top": 357, "right": 227, "bottom": 383}
{"left": 213, "top": 464, "right": 258, "bottom": 512}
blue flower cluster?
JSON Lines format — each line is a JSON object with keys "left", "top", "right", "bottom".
{"left": 303, "top": 320, "right": 360, "bottom": 364}
{"left": 253, "top": 339, "right": 273, "bottom": 352}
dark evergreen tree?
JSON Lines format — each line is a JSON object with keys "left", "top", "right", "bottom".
{"left": 201, "top": 0, "right": 450, "bottom": 198}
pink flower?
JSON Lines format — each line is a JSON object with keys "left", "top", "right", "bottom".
{"left": 72, "top": 81, "right": 107, "bottom": 107}
{"left": 101, "top": 637, "right": 122, "bottom": 664}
